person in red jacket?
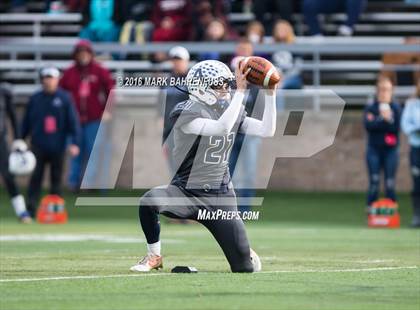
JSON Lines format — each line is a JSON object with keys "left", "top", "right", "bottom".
{"left": 151, "top": 0, "right": 192, "bottom": 41}
{"left": 59, "top": 40, "right": 114, "bottom": 190}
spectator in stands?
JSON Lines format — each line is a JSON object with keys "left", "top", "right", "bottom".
{"left": 79, "top": 0, "right": 122, "bottom": 42}
{"left": 364, "top": 76, "right": 402, "bottom": 208}
{"left": 229, "top": 39, "right": 264, "bottom": 213}
{"left": 8, "top": 0, "right": 27, "bottom": 13}
{"left": 272, "top": 20, "right": 303, "bottom": 90}
{"left": 59, "top": 40, "right": 114, "bottom": 191}
{"left": 205, "top": 18, "right": 228, "bottom": 42}
{"left": 159, "top": 46, "right": 190, "bottom": 174}
{"left": 303, "top": 0, "right": 366, "bottom": 36}
{"left": 65, "top": 0, "right": 82, "bottom": 11}
{"left": 199, "top": 19, "right": 228, "bottom": 61}
{"left": 230, "top": 38, "right": 254, "bottom": 69}
{"left": 402, "top": 79, "right": 420, "bottom": 227}
{"left": 119, "top": 0, "right": 154, "bottom": 45}
{"left": 381, "top": 37, "right": 420, "bottom": 87}
{"left": 22, "top": 66, "right": 80, "bottom": 217}
{"left": 46, "top": 1, "right": 67, "bottom": 13}
{"left": 244, "top": 21, "right": 270, "bottom": 59}
{"left": 191, "top": 0, "right": 234, "bottom": 41}
{"left": 151, "top": 0, "right": 192, "bottom": 42}
{"left": 245, "top": 21, "right": 265, "bottom": 45}
{"left": 253, "top": 0, "right": 293, "bottom": 35}
{"left": 0, "top": 83, "right": 31, "bottom": 223}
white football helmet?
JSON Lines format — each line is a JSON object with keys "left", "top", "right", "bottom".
{"left": 186, "top": 60, "right": 235, "bottom": 106}
{"left": 9, "top": 149, "right": 36, "bottom": 176}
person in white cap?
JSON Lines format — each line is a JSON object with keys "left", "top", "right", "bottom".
{"left": 168, "top": 46, "right": 190, "bottom": 71}
{"left": 159, "top": 46, "right": 190, "bottom": 174}
{"left": 21, "top": 66, "right": 80, "bottom": 217}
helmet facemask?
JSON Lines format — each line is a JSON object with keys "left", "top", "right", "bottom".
{"left": 209, "top": 77, "right": 235, "bottom": 103}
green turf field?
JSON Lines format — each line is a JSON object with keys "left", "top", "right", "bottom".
{"left": 0, "top": 190, "right": 419, "bottom": 310}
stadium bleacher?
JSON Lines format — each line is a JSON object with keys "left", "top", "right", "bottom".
{"left": 0, "top": 0, "right": 419, "bottom": 106}
{"left": 0, "top": 13, "right": 81, "bottom": 37}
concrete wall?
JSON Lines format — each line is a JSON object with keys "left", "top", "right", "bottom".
{"left": 111, "top": 109, "right": 411, "bottom": 192}
{"left": 269, "top": 111, "right": 411, "bottom": 192}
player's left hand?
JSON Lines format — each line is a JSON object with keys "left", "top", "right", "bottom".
{"left": 267, "top": 74, "right": 281, "bottom": 96}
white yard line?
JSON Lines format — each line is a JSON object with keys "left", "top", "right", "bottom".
{"left": 0, "top": 234, "right": 184, "bottom": 244}
{"left": 259, "top": 266, "right": 419, "bottom": 274}
{"left": 0, "top": 273, "right": 176, "bottom": 283}
{"left": 0, "top": 266, "right": 417, "bottom": 283}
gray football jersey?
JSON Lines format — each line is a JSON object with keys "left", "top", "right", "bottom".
{"left": 168, "top": 99, "right": 246, "bottom": 191}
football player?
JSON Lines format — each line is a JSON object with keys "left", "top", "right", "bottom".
{"left": 0, "top": 83, "right": 32, "bottom": 223}
{"left": 131, "top": 60, "right": 279, "bottom": 273}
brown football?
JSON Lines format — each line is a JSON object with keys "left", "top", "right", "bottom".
{"left": 240, "top": 56, "right": 281, "bottom": 88}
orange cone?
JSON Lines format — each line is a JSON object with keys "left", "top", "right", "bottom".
{"left": 368, "top": 198, "right": 400, "bottom": 228}
{"left": 36, "top": 195, "right": 68, "bottom": 224}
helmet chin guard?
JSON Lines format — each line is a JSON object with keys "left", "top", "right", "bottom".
{"left": 186, "top": 60, "right": 234, "bottom": 106}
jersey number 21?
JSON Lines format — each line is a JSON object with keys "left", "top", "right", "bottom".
{"left": 204, "top": 133, "right": 235, "bottom": 164}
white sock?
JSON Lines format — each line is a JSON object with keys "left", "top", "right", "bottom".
{"left": 147, "top": 241, "right": 161, "bottom": 256}
{"left": 11, "top": 195, "right": 27, "bottom": 217}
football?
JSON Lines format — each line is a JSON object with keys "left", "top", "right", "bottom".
{"left": 240, "top": 56, "right": 281, "bottom": 88}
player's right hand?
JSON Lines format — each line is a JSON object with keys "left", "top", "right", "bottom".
{"left": 235, "top": 59, "right": 251, "bottom": 92}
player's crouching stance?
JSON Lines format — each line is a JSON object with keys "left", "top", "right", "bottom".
{"left": 131, "top": 59, "right": 279, "bottom": 273}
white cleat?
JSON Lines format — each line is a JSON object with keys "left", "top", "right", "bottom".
{"left": 130, "top": 254, "right": 163, "bottom": 272}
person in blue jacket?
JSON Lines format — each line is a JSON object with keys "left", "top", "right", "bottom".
{"left": 364, "top": 76, "right": 402, "bottom": 207}
{"left": 401, "top": 79, "right": 420, "bottom": 227}
{"left": 21, "top": 66, "right": 81, "bottom": 217}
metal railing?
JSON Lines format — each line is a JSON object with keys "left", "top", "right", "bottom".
{"left": 0, "top": 13, "right": 81, "bottom": 38}
{"left": 1, "top": 39, "right": 418, "bottom": 88}
{"left": 0, "top": 39, "right": 418, "bottom": 105}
